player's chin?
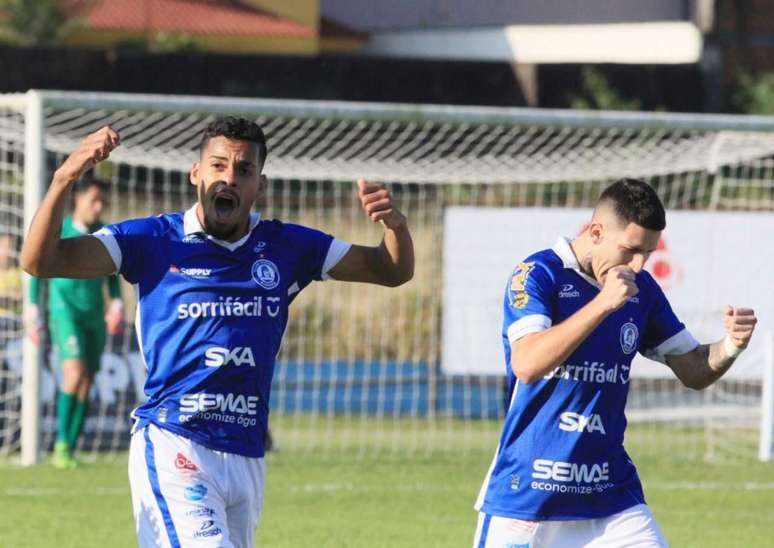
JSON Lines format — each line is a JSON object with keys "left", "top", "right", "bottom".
{"left": 204, "top": 210, "right": 241, "bottom": 239}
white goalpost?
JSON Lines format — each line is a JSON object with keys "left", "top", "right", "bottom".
{"left": 0, "top": 90, "right": 772, "bottom": 465}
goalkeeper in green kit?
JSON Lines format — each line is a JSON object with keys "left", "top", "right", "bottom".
{"left": 26, "top": 176, "right": 124, "bottom": 468}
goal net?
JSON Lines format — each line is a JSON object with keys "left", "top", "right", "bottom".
{"left": 0, "top": 91, "right": 772, "bottom": 463}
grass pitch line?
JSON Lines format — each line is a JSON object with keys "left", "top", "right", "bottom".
{"left": 646, "top": 481, "right": 774, "bottom": 491}
{"left": 1, "top": 486, "right": 128, "bottom": 496}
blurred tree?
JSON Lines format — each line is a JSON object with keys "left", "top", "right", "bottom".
{"left": 0, "top": 0, "right": 79, "bottom": 46}
{"left": 567, "top": 67, "right": 641, "bottom": 111}
{"left": 150, "top": 32, "right": 199, "bottom": 53}
{"left": 733, "top": 71, "right": 774, "bottom": 115}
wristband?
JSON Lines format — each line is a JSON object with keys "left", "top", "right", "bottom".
{"left": 723, "top": 336, "right": 744, "bottom": 359}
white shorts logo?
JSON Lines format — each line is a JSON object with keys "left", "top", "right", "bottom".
{"left": 620, "top": 322, "right": 638, "bottom": 355}
{"left": 251, "top": 259, "right": 280, "bottom": 290}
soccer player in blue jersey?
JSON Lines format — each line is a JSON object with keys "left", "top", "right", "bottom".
{"left": 22, "top": 118, "right": 414, "bottom": 547}
{"left": 473, "top": 179, "right": 757, "bottom": 547}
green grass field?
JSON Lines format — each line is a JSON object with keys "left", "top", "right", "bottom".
{"left": 1, "top": 422, "right": 773, "bottom": 547}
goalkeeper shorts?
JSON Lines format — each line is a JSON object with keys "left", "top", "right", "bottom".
{"left": 49, "top": 314, "right": 105, "bottom": 374}
{"left": 473, "top": 504, "right": 668, "bottom": 547}
{"left": 129, "top": 424, "right": 265, "bottom": 548}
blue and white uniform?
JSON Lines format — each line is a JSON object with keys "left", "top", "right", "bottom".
{"left": 94, "top": 205, "right": 350, "bottom": 548}
{"left": 474, "top": 237, "right": 698, "bottom": 547}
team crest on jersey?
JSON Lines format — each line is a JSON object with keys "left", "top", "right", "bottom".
{"left": 510, "top": 262, "right": 535, "bottom": 292}
{"left": 620, "top": 322, "right": 639, "bottom": 354}
{"left": 251, "top": 259, "right": 280, "bottom": 289}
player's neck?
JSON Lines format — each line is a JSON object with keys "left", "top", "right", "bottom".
{"left": 70, "top": 213, "right": 91, "bottom": 232}
{"left": 569, "top": 235, "right": 596, "bottom": 279}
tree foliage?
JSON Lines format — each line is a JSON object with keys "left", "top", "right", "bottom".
{"left": 0, "top": 0, "right": 78, "bottom": 47}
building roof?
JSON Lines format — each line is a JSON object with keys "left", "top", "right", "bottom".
{"left": 321, "top": 0, "right": 694, "bottom": 31}
{"left": 67, "top": 0, "right": 314, "bottom": 37}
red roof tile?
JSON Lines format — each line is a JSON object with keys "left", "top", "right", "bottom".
{"left": 67, "top": 0, "right": 314, "bottom": 38}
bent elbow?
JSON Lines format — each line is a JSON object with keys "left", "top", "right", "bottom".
{"left": 383, "top": 268, "right": 413, "bottom": 287}
{"left": 397, "top": 268, "right": 414, "bottom": 286}
{"left": 20, "top": 250, "right": 41, "bottom": 277}
{"left": 511, "top": 359, "right": 541, "bottom": 384}
{"left": 514, "top": 370, "right": 541, "bottom": 384}
{"left": 680, "top": 378, "right": 709, "bottom": 391}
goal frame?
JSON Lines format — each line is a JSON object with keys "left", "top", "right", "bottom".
{"left": 8, "top": 88, "right": 774, "bottom": 464}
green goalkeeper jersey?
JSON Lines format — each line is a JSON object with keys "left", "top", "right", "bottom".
{"left": 30, "top": 216, "right": 121, "bottom": 322}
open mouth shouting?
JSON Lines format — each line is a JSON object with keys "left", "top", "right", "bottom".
{"left": 211, "top": 188, "right": 240, "bottom": 224}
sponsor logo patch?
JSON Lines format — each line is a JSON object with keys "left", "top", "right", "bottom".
{"left": 545, "top": 361, "right": 631, "bottom": 385}
{"left": 204, "top": 346, "right": 256, "bottom": 368}
{"left": 510, "top": 262, "right": 535, "bottom": 292}
{"left": 186, "top": 506, "right": 216, "bottom": 518}
{"left": 184, "top": 483, "right": 207, "bottom": 502}
{"left": 559, "top": 283, "right": 580, "bottom": 298}
{"left": 559, "top": 412, "right": 606, "bottom": 434}
{"left": 175, "top": 452, "right": 199, "bottom": 473}
{"left": 530, "top": 459, "right": 615, "bottom": 495}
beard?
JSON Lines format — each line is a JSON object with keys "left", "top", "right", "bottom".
{"left": 197, "top": 181, "right": 243, "bottom": 241}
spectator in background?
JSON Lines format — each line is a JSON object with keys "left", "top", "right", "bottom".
{"left": 0, "top": 230, "right": 22, "bottom": 339}
{"left": 26, "top": 176, "right": 124, "bottom": 469}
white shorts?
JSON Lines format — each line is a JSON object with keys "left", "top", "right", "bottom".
{"left": 473, "top": 504, "right": 668, "bottom": 548}
{"left": 128, "top": 424, "right": 266, "bottom": 548}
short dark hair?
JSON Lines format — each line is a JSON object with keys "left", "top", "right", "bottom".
{"left": 597, "top": 178, "right": 666, "bottom": 231}
{"left": 199, "top": 116, "right": 267, "bottom": 166}
{"left": 73, "top": 174, "right": 108, "bottom": 195}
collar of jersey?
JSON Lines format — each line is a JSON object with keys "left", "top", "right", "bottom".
{"left": 70, "top": 217, "right": 89, "bottom": 234}
{"left": 183, "top": 204, "right": 261, "bottom": 252}
{"left": 551, "top": 236, "right": 602, "bottom": 289}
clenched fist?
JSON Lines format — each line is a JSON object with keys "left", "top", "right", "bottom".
{"left": 357, "top": 178, "right": 407, "bottom": 230}
{"left": 597, "top": 266, "right": 638, "bottom": 312}
{"left": 723, "top": 306, "right": 757, "bottom": 349}
{"left": 55, "top": 126, "right": 120, "bottom": 184}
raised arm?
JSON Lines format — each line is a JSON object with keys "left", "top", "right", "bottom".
{"left": 21, "top": 127, "right": 120, "bottom": 279}
{"left": 666, "top": 306, "right": 757, "bottom": 390}
{"left": 512, "top": 266, "right": 637, "bottom": 383}
{"left": 327, "top": 179, "right": 414, "bottom": 287}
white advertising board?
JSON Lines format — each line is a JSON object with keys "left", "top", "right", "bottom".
{"left": 442, "top": 207, "right": 774, "bottom": 379}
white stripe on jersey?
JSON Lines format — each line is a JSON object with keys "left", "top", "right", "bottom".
{"left": 92, "top": 229, "right": 122, "bottom": 273}
{"left": 642, "top": 328, "right": 699, "bottom": 364}
{"left": 507, "top": 314, "right": 552, "bottom": 343}
{"left": 321, "top": 238, "right": 352, "bottom": 280}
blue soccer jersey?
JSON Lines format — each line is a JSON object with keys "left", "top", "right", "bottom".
{"left": 94, "top": 206, "right": 350, "bottom": 457}
{"left": 475, "top": 236, "right": 699, "bottom": 521}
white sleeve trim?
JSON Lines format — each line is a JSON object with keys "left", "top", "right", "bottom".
{"left": 321, "top": 238, "right": 352, "bottom": 281}
{"left": 91, "top": 229, "right": 121, "bottom": 274}
{"left": 507, "top": 314, "right": 552, "bottom": 343}
{"left": 642, "top": 328, "right": 700, "bottom": 364}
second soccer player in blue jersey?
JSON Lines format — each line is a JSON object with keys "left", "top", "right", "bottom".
{"left": 474, "top": 179, "right": 757, "bottom": 547}
{"left": 22, "top": 118, "right": 414, "bottom": 547}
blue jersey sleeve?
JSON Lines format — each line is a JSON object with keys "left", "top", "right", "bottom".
{"left": 283, "top": 223, "right": 335, "bottom": 294}
{"left": 503, "top": 260, "right": 556, "bottom": 345}
{"left": 93, "top": 216, "right": 166, "bottom": 285}
{"left": 640, "top": 274, "right": 699, "bottom": 363}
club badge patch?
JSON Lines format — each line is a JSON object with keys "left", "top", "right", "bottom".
{"left": 251, "top": 259, "right": 280, "bottom": 290}
{"left": 620, "top": 322, "right": 639, "bottom": 355}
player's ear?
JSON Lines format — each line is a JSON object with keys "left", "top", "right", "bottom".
{"left": 589, "top": 221, "right": 604, "bottom": 244}
{"left": 189, "top": 162, "right": 200, "bottom": 187}
{"left": 258, "top": 174, "right": 267, "bottom": 193}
